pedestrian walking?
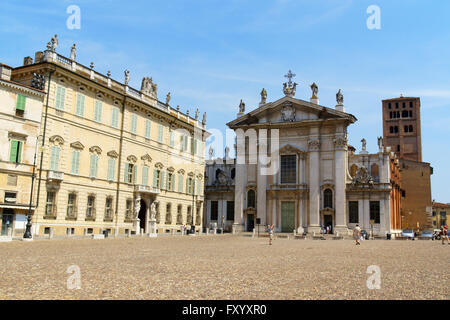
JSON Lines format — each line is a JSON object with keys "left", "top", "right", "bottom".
{"left": 442, "top": 225, "right": 449, "bottom": 245}
{"left": 267, "top": 224, "right": 274, "bottom": 245}
{"left": 353, "top": 224, "right": 361, "bottom": 245}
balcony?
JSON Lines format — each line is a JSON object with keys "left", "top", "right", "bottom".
{"left": 134, "top": 184, "right": 160, "bottom": 194}
{"left": 44, "top": 204, "right": 57, "bottom": 219}
{"left": 47, "top": 170, "right": 64, "bottom": 182}
{"left": 65, "top": 206, "right": 77, "bottom": 220}
{"left": 85, "top": 208, "right": 96, "bottom": 221}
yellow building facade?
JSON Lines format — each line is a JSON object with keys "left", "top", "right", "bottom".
{"left": 0, "top": 63, "right": 46, "bottom": 238}
{"left": 9, "top": 40, "right": 208, "bottom": 238}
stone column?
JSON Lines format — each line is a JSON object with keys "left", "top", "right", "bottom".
{"left": 298, "top": 197, "right": 305, "bottom": 234}
{"left": 272, "top": 198, "right": 277, "bottom": 227}
{"left": 233, "top": 163, "right": 246, "bottom": 233}
{"left": 299, "top": 156, "right": 306, "bottom": 184}
{"left": 134, "top": 196, "right": 141, "bottom": 236}
{"left": 145, "top": 199, "right": 150, "bottom": 234}
{"left": 257, "top": 159, "right": 267, "bottom": 226}
{"left": 206, "top": 200, "right": 211, "bottom": 228}
{"left": 363, "top": 197, "right": 370, "bottom": 230}
{"left": 334, "top": 136, "right": 348, "bottom": 235}
{"left": 307, "top": 139, "right": 321, "bottom": 234}
{"left": 358, "top": 199, "right": 363, "bottom": 226}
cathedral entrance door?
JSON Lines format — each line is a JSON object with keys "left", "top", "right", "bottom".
{"left": 323, "top": 215, "right": 333, "bottom": 234}
{"left": 247, "top": 214, "right": 255, "bottom": 232}
{"left": 281, "top": 201, "right": 295, "bottom": 232}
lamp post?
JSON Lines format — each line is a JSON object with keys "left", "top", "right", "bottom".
{"left": 23, "top": 135, "right": 42, "bottom": 239}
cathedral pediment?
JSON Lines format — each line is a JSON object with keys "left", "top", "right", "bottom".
{"left": 227, "top": 96, "right": 356, "bottom": 128}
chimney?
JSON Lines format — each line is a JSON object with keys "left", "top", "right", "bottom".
{"left": 35, "top": 51, "right": 44, "bottom": 63}
{"left": 24, "top": 56, "right": 33, "bottom": 66}
{"left": 0, "top": 64, "right": 12, "bottom": 81}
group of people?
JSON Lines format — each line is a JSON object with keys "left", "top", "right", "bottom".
{"left": 266, "top": 224, "right": 450, "bottom": 246}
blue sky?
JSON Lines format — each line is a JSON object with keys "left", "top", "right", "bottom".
{"left": 1, "top": 0, "right": 449, "bottom": 202}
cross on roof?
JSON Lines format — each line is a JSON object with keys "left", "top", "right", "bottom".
{"left": 284, "top": 70, "right": 296, "bottom": 85}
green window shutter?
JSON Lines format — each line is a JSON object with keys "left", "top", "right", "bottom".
{"left": 133, "top": 165, "right": 138, "bottom": 184}
{"left": 184, "top": 135, "right": 188, "bottom": 151}
{"left": 112, "top": 107, "right": 119, "bottom": 128}
{"left": 131, "top": 114, "right": 137, "bottom": 134}
{"left": 153, "top": 169, "right": 158, "bottom": 187}
{"left": 194, "top": 139, "right": 198, "bottom": 155}
{"left": 94, "top": 101, "right": 102, "bottom": 122}
{"left": 16, "top": 94, "right": 26, "bottom": 111}
{"left": 71, "top": 151, "right": 78, "bottom": 174}
{"left": 76, "top": 151, "right": 80, "bottom": 174}
{"left": 142, "top": 166, "right": 148, "bottom": 185}
{"left": 196, "top": 180, "right": 201, "bottom": 195}
{"left": 124, "top": 163, "right": 129, "bottom": 183}
{"left": 10, "top": 140, "right": 18, "bottom": 162}
{"left": 76, "top": 94, "right": 84, "bottom": 116}
{"left": 166, "top": 173, "right": 170, "bottom": 191}
{"left": 178, "top": 174, "right": 183, "bottom": 192}
{"left": 145, "top": 120, "right": 151, "bottom": 138}
{"left": 158, "top": 125, "right": 163, "bottom": 142}
{"left": 170, "top": 131, "right": 174, "bottom": 147}
{"left": 89, "top": 154, "right": 97, "bottom": 178}
{"left": 56, "top": 86, "right": 65, "bottom": 110}
{"left": 186, "top": 178, "right": 189, "bottom": 194}
{"left": 107, "top": 158, "right": 115, "bottom": 181}
{"left": 50, "top": 146, "right": 59, "bottom": 171}
{"left": 161, "top": 171, "right": 165, "bottom": 190}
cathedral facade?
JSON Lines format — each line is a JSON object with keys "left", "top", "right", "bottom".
{"left": 204, "top": 73, "right": 402, "bottom": 237}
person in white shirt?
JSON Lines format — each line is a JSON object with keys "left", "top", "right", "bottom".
{"left": 353, "top": 225, "right": 361, "bottom": 245}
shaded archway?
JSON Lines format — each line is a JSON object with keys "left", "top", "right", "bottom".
{"left": 138, "top": 199, "right": 147, "bottom": 230}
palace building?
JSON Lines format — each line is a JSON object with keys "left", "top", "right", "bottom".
{"left": 2, "top": 36, "right": 208, "bottom": 238}
{"left": 205, "top": 72, "right": 402, "bottom": 237}
{"left": 0, "top": 63, "right": 45, "bottom": 238}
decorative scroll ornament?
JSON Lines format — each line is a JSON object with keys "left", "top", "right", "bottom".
{"left": 333, "top": 136, "right": 348, "bottom": 149}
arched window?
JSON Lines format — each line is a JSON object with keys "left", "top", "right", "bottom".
{"left": 371, "top": 163, "right": 379, "bottom": 182}
{"left": 215, "top": 169, "right": 222, "bottom": 180}
{"left": 324, "top": 189, "right": 333, "bottom": 209}
{"left": 350, "top": 164, "right": 358, "bottom": 177}
{"left": 247, "top": 189, "right": 256, "bottom": 208}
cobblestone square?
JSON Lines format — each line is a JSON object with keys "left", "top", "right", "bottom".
{"left": 0, "top": 235, "right": 449, "bottom": 300}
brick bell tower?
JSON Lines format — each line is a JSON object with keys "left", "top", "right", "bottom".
{"left": 381, "top": 96, "right": 422, "bottom": 162}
